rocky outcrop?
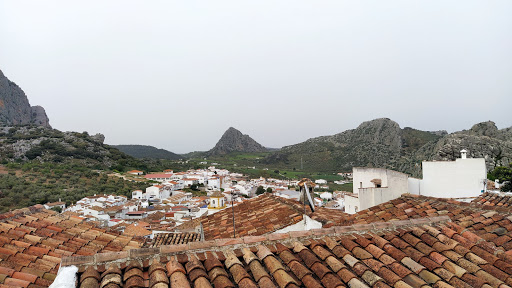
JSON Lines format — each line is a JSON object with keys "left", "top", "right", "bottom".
{"left": 265, "top": 118, "right": 408, "bottom": 172}
{"left": 208, "top": 127, "right": 267, "bottom": 156}
{"left": 30, "top": 106, "right": 50, "bottom": 127}
{"left": 0, "top": 69, "right": 50, "bottom": 128}
{"left": 91, "top": 133, "right": 105, "bottom": 144}
{"left": 425, "top": 121, "right": 512, "bottom": 170}
{"left": 0, "top": 126, "right": 133, "bottom": 167}
{"left": 264, "top": 118, "right": 512, "bottom": 176}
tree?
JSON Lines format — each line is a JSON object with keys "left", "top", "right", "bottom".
{"left": 51, "top": 206, "right": 62, "bottom": 213}
{"left": 256, "top": 186, "right": 265, "bottom": 195}
{"left": 266, "top": 187, "right": 273, "bottom": 193}
{"left": 488, "top": 164, "right": 512, "bottom": 192}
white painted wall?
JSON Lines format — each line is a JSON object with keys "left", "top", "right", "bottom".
{"left": 351, "top": 167, "right": 409, "bottom": 211}
{"left": 421, "top": 158, "right": 486, "bottom": 198}
{"left": 344, "top": 195, "right": 360, "bottom": 214}
{"left": 272, "top": 215, "right": 322, "bottom": 233}
{"left": 359, "top": 187, "right": 404, "bottom": 211}
{"left": 132, "top": 190, "right": 143, "bottom": 199}
{"left": 146, "top": 186, "right": 160, "bottom": 200}
{"left": 352, "top": 167, "right": 390, "bottom": 193}
{"left": 408, "top": 178, "right": 421, "bottom": 195}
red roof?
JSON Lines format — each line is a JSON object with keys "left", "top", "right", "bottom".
{"left": 126, "top": 211, "right": 145, "bottom": 215}
{"left": 144, "top": 174, "right": 173, "bottom": 179}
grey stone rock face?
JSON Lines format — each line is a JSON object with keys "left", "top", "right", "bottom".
{"left": 31, "top": 106, "right": 50, "bottom": 128}
{"left": 91, "top": 133, "right": 105, "bottom": 144}
{"left": 208, "top": 127, "right": 267, "bottom": 156}
{"left": 426, "top": 121, "right": 512, "bottom": 170}
{"left": 0, "top": 69, "right": 51, "bottom": 128}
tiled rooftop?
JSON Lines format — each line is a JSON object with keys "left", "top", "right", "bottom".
{"left": 65, "top": 214, "right": 512, "bottom": 288}
{"left": 178, "top": 194, "right": 350, "bottom": 240}
{"left": 347, "top": 194, "right": 512, "bottom": 252}
{"left": 0, "top": 205, "right": 144, "bottom": 287}
{"left": 472, "top": 192, "right": 512, "bottom": 211}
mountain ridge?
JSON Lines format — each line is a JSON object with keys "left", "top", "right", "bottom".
{"left": 263, "top": 118, "right": 512, "bottom": 177}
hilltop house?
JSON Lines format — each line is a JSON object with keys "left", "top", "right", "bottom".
{"left": 127, "top": 170, "right": 143, "bottom": 175}
{"left": 44, "top": 199, "right": 66, "bottom": 210}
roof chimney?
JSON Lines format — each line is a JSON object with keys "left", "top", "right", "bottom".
{"left": 460, "top": 149, "right": 467, "bottom": 159}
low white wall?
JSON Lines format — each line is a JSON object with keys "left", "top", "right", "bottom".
{"left": 421, "top": 158, "right": 486, "bottom": 198}
{"left": 344, "top": 195, "right": 360, "bottom": 214}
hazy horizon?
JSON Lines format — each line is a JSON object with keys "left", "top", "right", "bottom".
{"left": 1, "top": 1, "right": 511, "bottom": 153}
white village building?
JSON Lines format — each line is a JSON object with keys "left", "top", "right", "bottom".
{"left": 344, "top": 150, "right": 486, "bottom": 214}
{"left": 416, "top": 149, "right": 487, "bottom": 198}
{"left": 345, "top": 167, "right": 410, "bottom": 214}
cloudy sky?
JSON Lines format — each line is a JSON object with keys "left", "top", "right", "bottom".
{"left": 1, "top": 1, "right": 511, "bottom": 153}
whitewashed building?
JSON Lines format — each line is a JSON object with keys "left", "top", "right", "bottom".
{"left": 418, "top": 150, "right": 487, "bottom": 198}
{"left": 345, "top": 167, "right": 410, "bottom": 214}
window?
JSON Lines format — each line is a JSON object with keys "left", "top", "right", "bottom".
{"left": 360, "top": 182, "right": 362, "bottom": 188}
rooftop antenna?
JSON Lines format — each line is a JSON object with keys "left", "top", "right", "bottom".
{"left": 303, "top": 182, "right": 315, "bottom": 212}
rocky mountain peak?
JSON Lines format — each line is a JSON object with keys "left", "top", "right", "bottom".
{"left": 208, "top": 127, "right": 267, "bottom": 156}
{"left": 0, "top": 69, "right": 51, "bottom": 128}
{"left": 469, "top": 121, "right": 498, "bottom": 137}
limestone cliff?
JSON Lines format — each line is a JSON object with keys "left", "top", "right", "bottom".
{"left": 208, "top": 127, "right": 267, "bottom": 156}
{"left": 0, "top": 69, "right": 50, "bottom": 128}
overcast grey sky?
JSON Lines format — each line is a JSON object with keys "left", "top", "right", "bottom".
{"left": 1, "top": 1, "right": 511, "bottom": 153}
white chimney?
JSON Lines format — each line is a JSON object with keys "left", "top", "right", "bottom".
{"left": 460, "top": 149, "right": 467, "bottom": 159}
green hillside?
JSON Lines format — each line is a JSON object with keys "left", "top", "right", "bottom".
{"left": 113, "top": 144, "right": 182, "bottom": 160}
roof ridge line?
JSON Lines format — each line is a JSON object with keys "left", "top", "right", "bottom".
{"left": 401, "top": 194, "right": 512, "bottom": 214}
{"left": 61, "top": 215, "right": 450, "bottom": 267}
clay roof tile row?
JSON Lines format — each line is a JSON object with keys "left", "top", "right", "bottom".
{"left": 0, "top": 204, "right": 145, "bottom": 287}
{"left": 64, "top": 214, "right": 512, "bottom": 288}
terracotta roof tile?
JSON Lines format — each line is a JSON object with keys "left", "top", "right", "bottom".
{"left": 0, "top": 204, "right": 145, "bottom": 287}
{"left": 63, "top": 216, "right": 498, "bottom": 288}
{"left": 178, "top": 193, "right": 350, "bottom": 240}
